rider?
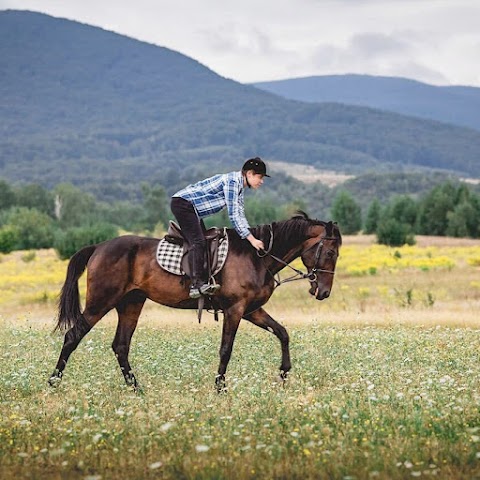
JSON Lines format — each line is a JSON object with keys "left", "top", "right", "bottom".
{"left": 171, "top": 157, "right": 269, "bottom": 298}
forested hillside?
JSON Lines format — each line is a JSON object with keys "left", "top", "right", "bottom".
{"left": 253, "top": 75, "right": 480, "bottom": 132}
{"left": 1, "top": 10, "right": 480, "bottom": 203}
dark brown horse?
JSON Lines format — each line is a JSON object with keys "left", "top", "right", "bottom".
{"left": 49, "top": 211, "right": 341, "bottom": 391}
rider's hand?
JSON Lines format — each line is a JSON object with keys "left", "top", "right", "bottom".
{"left": 248, "top": 235, "right": 265, "bottom": 251}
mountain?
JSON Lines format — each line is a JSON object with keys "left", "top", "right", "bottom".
{"left": 253, "top": 75, "right": 480, "bottom": 132}
{"left": 1, "top": 10, "right": 480, "bottom": 203}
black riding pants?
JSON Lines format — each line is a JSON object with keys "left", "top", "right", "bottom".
{"left": 170, "top": 197, "right": 207, "bottom": 285}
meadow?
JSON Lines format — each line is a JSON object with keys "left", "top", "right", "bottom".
{"left": 1, "top": 235, "right": 480, "bottom": 479}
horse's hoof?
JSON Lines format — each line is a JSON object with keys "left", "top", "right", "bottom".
{"left": 216, "top": 385, "right": 228, "bottom": 394}
{"left": 133, "top": 384, "right": 144, "bottom": 395}
{"left": 280, "top": 370, "right": 289, "bottom": 382}
{"left": 215, "top": 375, "right": 227, "bottom": 394}
{"left": 48, "top": 370, "right": 62, "bottom": 388}
{"left": 124, "top": 373, "right": 143, "bottom": 393}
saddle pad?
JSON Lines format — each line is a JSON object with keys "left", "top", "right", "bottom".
{"left": 156, "top": 236, "right": 229, "bottom": 276}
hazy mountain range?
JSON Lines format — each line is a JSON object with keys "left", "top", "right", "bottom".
{"left": 254, "top": 75, "right": 480, "bottom": 132}
{"left": 1, "top": 10, "right": 479, "bottom": 204}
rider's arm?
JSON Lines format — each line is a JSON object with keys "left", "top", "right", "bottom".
{"left": 224, "top": 175, "right": 264, "bottom": 250}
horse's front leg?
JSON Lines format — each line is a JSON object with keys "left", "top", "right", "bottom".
{"left": 243, "top": 307, "right": 291, "bottom": 381}
{"left": 216, "top": 306, "right": 242, "bottom": 392}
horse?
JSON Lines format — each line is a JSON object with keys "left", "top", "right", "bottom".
{"left": 48, "top": 211, "right": 342, "bottom": 391}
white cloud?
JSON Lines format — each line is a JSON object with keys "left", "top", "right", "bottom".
{"left": 1, "top": 0, "right": 479, "bottom": 86}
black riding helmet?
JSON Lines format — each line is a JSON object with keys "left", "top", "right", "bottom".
{"left": 242, "top": 157, "right": 271, "bottom": 177}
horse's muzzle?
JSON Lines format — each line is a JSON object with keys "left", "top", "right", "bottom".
{"left": 309, "top": 284, "right": 330, "bottom": 300}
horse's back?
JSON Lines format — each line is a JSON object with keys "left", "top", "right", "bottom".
{"left": 89, "top": 235, "right": 159, "bottom": 266}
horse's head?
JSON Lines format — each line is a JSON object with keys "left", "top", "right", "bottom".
{"left": 300, "top": 220, "right": 342, "bottom": 300}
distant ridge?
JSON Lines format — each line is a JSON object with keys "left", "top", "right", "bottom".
{"left": 1, "top": 10, "right": 480, "bottom": 203}
{"left": 253, "top": 74, "right": 480, "bottom": 131}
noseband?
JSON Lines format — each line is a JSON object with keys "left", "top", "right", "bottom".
{"left": 303, "top": 236, "right": 337, "bottom": 281}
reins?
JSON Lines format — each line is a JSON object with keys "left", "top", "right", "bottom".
{"left": 209, "top": 222, "right": 339, "bottom": 319}
{"left": 257, "top": 224, "right": 337, "bottom": 290}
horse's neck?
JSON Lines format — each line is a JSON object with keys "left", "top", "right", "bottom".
{"left": 268, "top": 230, "right": 308, "bottom": 273}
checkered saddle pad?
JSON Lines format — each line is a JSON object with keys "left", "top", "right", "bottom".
{"left": 156, "top": 236, "right": 229, "bottom": 276}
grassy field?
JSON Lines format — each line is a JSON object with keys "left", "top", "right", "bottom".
{"left": 1, "top": 235, "right": 480, "bottom": 479}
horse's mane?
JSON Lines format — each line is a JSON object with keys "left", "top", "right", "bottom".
{"left": 227, "top": 210, "right": 341, "bottom": 256}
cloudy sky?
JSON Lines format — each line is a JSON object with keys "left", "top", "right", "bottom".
{"left": 2, "top": 0, "right": 479, "bottom": 86}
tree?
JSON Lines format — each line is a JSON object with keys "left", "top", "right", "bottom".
{"left": 14, "top": 183, "right": 55, "bottom": 216}
{"left": 388, "top": 195, "right": 418, "bottom": 228}
{"left": 4, "top": 207, "right": 55, "bottom": 250}
{"left": 280, "top": 200, "right": 308, "bottom": 219}
{"left": 141, "top": 184, "right": 170, "bottom": 232}
{"left": 330, "top": 191, "right": 362, "bottom": 235}
{"left": 97, "top": 201, "right": 147, "bottom": 232}
{"left": 54, "top": 223, "right": 118, "bottom": 260}
{"left": 364, "top": 199, "right": 381, "bottom": 234}
{"left": 0, "top": 226, "right": 18, "bottom": 253}
{"left": 417, "top": 182, "right": 457, "bottom": 235}
{"left": 0, "top": 179, "right": 15, "bottom": 211}
{"left": 245, "top": 196, "right": 280, "bottom": 226}
{"left": 447, "top": 201, "right": 479, "bottom": 238}
{"left": 54, "top": 183, "right": 99, "bottom": 228}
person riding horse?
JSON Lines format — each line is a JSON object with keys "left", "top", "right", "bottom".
{"left": 170, "top": 157, "right": 269, "bottom": 298}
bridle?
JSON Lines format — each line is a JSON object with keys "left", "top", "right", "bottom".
{"left": 257, "top": 224, "right": 338, "bottom": 289}
{"left": 304, "top": 236, "right": 338, "bottom": 279}
{"left": 210, "top": 223, "right": 339, "bottom": 319}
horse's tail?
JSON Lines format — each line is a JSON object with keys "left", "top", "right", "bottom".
{"left": 54, "top": 245, "right": 96, "bottom": 333}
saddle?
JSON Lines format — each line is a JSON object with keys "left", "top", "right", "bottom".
{"left": 164, "top": 221, "right": 227, "bottom": 282}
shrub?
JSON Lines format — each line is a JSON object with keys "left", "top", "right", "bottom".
{"left": 3, "top": 207, "right": 55, "bottom": 250}
{"left": 21, "top": 251, "right": 36, "bottom": 263}
{"left": 54, "top": 223, "right": 118, "bottom": 260}
{"left": 376, "top": 218, "right": 415, "bottom": 247}
{"left": 0, "top": 226, "right": 18, "bottom": 254}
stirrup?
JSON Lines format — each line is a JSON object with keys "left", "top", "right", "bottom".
{"left": 189, "top": 286, "right": 202, "bottom": 299}
{"left": 199, "top": 283, "right": 221, "bottom": 296}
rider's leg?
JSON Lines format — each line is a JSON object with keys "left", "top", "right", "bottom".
{"left": 170, "top": 197, "right": 211, "bottom": 297}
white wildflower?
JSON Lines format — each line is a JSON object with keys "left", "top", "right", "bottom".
{"left": 195, "top": 445, "right": 210, "bottom": 452}
{"left": 160, "top": 422, "right": 174, "bottom": 432}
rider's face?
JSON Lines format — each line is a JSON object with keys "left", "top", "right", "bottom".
{"left": 246, "top": 171, "right": 265, "bottom": 189}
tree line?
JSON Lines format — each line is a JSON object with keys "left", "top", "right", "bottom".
{"left": 332, "top": 182, "right": 480, "bottom": 245}
{"left": 1, "top": 178, "right": 479, "bottom": 258}
{"left": 0, "top": 180, "right": 171, "bottom": 258}
{"left": 0, "top": 178, "right": 303, "bottom": 258}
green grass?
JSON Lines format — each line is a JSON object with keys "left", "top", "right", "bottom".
{"left": 1, "top": 321, "right": 480, "bottom": 479}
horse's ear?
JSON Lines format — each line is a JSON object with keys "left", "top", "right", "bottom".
{"left": 330, "top": 221, "right": 342, "bottom": 245}
{"left": 292, "top": 210, "right": 309, "bottom": 220}
{"left": 325, "top": 221, "right": 333, "bottom": 236}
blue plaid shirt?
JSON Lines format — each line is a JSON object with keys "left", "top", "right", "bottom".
{"left": 173, "top": 171, "right": 251, "bottom": 239}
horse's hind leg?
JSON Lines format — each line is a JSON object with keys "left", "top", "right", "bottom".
{"left": 48, "top": 310, "right": 107, "bottom": 387}
{"left": 113, "top": 292, "right": 146, "bottom": 389}
{"left": 243, "top": 307, "right": 291, "bottom": 380}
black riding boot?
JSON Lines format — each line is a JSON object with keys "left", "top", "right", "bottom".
{"left": 189, "top": 246, "right": 207, "bottom": 298}
{"left": 189, "top": 245, "right": 220, "bottom": 298}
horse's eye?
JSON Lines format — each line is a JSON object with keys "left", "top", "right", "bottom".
{"left": 326, "top": 250, "right": 335, "bottom": 259}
